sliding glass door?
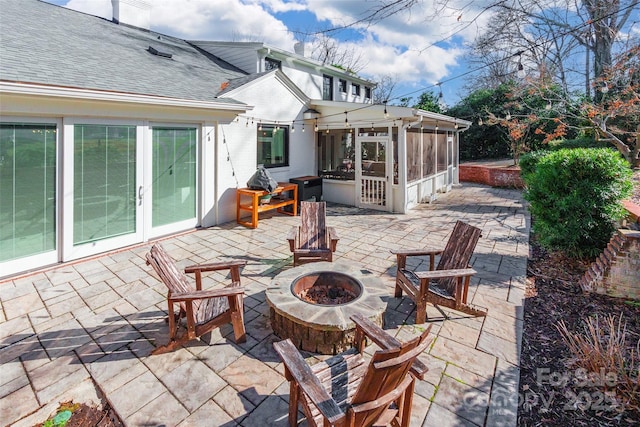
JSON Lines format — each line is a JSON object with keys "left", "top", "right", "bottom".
{"left": 150, "top": 127, "right": 197, "bottom": 235}
{"left": 64, "top": 121, "right": 143, "bottom": 260}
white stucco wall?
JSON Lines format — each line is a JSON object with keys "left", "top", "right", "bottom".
{"left": 216, "top": 73, "right": 316, "bottom": 224}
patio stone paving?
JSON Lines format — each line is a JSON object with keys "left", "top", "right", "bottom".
{"left": 0, "top": 183, "right": 528, "bottom": 426}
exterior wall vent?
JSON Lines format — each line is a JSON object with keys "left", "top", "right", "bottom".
{"left": 148, "top": 46, "right": 172, "bottom": 59}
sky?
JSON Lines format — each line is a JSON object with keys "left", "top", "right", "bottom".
{"left": 42, "top": 0, "right": 499, "bottom": 105}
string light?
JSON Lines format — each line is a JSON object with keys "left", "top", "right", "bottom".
{"left": 291, "top": 122, "right": 295, "bottom": 133}
{"left": 301, "top": 123, "right": 305, "bottom": 132}
{"left": 478, "top": 117, "right": 483, "bottom": 126}
{"left": 258, "top": 121, "right": 262, "bottom": 131}
{"left": 517, "top": 51, "right": 526, "bottom": 78}
{"left": 435, "top": 120, "right": 439, "bottom": 131}
{"left": 314, "top": 119, "right": 318, "bottom": 132}
{"left": 383, "top": 101, "right": 389, "bottom": 119}
{"left": 600, "top": 82, "right": 609, "bottom": 93}
{"left": 344, "top": 111, "right": 350, "bottom": 128}
{"left": 325, "top": 125, "right": 329, "bottom": 134}
{"left": 506, "top": 111, "right": 512, "bottom": 120}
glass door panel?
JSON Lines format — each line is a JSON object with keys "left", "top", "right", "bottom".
{"left": 151, "top": 127, "right": 197, "bottom": 230}
{"left": 0, "top": 123, "right": 57, "bottom": 264}
{"left": 73, "top": 124, "right": 137, "bottom": 245}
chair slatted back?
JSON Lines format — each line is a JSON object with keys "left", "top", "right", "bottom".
{"left": 146, "top": 244, "right": 197, "bottom": 312}
{"left": 299, "top": 201, "right": 328, "bottom": 250}
{"left": 350, "top": 326, "right": 432, "bottom": 426}
{"left": 436, "top": 221, "right": 481, "bottom": 293}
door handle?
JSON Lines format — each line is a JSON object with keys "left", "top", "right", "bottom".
{"left": 138, "top": 186, "right": 143, "bottom": 205}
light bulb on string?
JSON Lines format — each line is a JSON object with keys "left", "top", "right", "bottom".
{"left": 258, "top": 122, "right": 262, "bottom": 131}
{"left": 435, "top": 121, "right": 439, "bottom": 131}
{"left": 600, "top": 82, "right": 609, "bottom": 94}
{"left": 301, "top": 123, "right": 305, "bottom": 132}
{"left": 344, "top": 111, "right": 350, "bottom": 128}
{"left": 517, "top": 58, "right": 526, "bottom": 78}
{"left": 383, "top": 101, "right": 389, "bottom": 119}
{"left": 314, "top": 119, "right": 318, "bottom": 132}
{"left": 291, "top": 123, "right": 295, "bottom": 133}
{"left": 478, "top": 117, "right": 483, "bottom": 126}
{"left": 325, "top": 125, "right": 329, "bottom": 134}
{"left": 506, "top": 111, "right": 512, "bottom": 120}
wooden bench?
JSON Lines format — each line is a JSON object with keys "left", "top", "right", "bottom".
{"left": 236, "top": 183, "right": 298, "bottom": 228}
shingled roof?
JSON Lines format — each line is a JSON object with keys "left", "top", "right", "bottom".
{"left": 0, "top": 0, "right": 247, "bottom": 104}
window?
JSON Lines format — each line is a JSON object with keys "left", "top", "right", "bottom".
{"left": 351, "top": 84, "right": 360, "bottom": 96}
{"left": 152, "top": 127, "right": 197, "bottom": 227}
{"left": 365, "top": 86, "right": 371, "bottom": 99}
{"left": 339, "top": 79, "right": 347, "bottom": 93}
{"left": 265, "top": 57, "right": 281, "bottom": 71}
{"left": 317, "top": 130, "right": 355, "bottom": 180}
{"left": 322, "top": 75, "right": 333, "bottom": 100}
{"left": 0, "top": 122, "right": 57, "bottom": 262}
{"left": 73, "top": 124, "right": 136, "bottom": 245}
{"left": 258, "top": 125, "right": 289, "bottom": 168}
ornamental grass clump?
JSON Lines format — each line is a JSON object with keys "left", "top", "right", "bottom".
{"left": 521, "top": 148, "right": 633, "bottom": 258}
{"left": 556, "top": 314, "right": 639, "bottom": 412}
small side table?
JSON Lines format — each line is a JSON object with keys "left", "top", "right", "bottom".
{"left": 236, "top": 183, "right": 298, "bottom": 228}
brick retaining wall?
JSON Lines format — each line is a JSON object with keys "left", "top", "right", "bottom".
{"left": 459, "top": 163, "right": 524, "bottom": 188}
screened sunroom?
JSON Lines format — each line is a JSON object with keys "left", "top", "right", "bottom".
{"left": 309, "top": 101, "right": 471, "bottom": 213}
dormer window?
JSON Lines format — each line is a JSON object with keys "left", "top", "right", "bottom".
{"left": 323, "top": 75, "right": 333, "bottom": 100}
{"left": 265, "top": 57, "right": 281, "bottom": 71}
{"left": 339, "top": 79, "right": 347, "bottom": 93}
{"left": 351, "top": 84, "right": 360, "bottom": 96}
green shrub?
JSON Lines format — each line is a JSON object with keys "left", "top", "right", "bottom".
{"left": 519, "top": 150, "right": 550, "bottom": 183}
{"left": 522, "top": 148, "right": 633, "bottom": 258}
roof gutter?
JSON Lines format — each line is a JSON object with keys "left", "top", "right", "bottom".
{"left": 0, "top": 81, "right": 251, "bottom": 112}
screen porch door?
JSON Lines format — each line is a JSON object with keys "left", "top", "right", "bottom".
{"left": 356, "top": 135, "right": 390, "bottom": 211}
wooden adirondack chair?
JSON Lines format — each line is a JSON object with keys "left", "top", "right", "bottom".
{"left": 391, "top": 220, "right": 487, "bottom": 323}
{"left": 274, "top": 314, "right": 432, "bottom": 427}
{"left": 287, "top": 201, "right": 339, "bottom": 266}
{"left": 145, "top": 243, "right": 247, "bottom": 354}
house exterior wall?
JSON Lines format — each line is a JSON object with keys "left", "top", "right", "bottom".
{"left": 217, "top": 74, "right": 314, "bottom": 224}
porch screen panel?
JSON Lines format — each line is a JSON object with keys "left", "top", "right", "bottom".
{"left": 152, "top": 127, "right": 197, "bottom": 227}
{"left": 73, "top": 125, "right": 136, "bottom": 245}
{"left": 0, "top": 123, "right": 56, "bottom": 262}
{"left": 423, "top": 132, "right": 435, "bottom": 177}
{"left": 406, "top": 130, "right": 421, "bottom": 182}
{"left": 436, "top": 132, "right": 447, "bottom": 172}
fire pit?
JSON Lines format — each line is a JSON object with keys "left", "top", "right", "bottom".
{"left": 266, "top": 262, "right": 388, "bottom": 354}
{"left": 293, "top": 272, "right": 361, "bottom": 305}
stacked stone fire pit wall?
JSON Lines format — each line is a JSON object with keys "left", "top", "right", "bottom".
{"left": 266, "top": 262, "right": 388, "bottom": 355}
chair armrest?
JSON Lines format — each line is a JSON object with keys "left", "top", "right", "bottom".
{"left": 273, "top": 339, "right": 345, "bottom": 425}
{"left": 390, "top": 248, "right": 442, "bottom": 257}
{"left": 184, "top": 260, "right": 247, "bottom": 274}
{"left": 169, "top": 286, "right": 244, "bottom": 302}
{"left": 351, "top": 314, "right": 430, "bottom": 380}
{"left": 286, "top": 226, "right": 298, "bottom": 252}
{"left": 413, "top": 268, "right": 476, "bottom": 280}
{"left": 327, "top": 227, "right": 339, "bottom": 251}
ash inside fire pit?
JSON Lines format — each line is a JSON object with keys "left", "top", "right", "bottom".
{"left": 292, "top": 271, "right": 362, "bottom": 305}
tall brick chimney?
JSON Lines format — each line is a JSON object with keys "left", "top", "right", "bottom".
{"left": 111, "top": 0, "right": 151, "bottom": 30}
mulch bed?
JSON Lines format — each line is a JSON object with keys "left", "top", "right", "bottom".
{"left": 37, "top": 402, "right": 123, "bottom": 427}
{"left": 518, "top": 237, "right": 640, "bottom": 426}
